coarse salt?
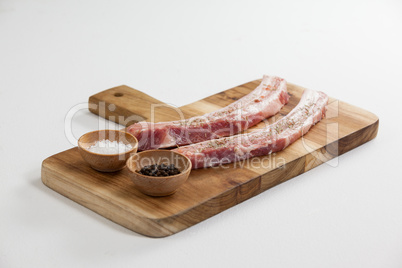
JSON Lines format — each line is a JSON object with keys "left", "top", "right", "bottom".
{"left": 88, "top": 139, "right": 133, "bottom": 154}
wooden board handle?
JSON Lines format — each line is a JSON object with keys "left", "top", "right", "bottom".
{"left": 88, "top": 85, "right": 186, "bottom": 126}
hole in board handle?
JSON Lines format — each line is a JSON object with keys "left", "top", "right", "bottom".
{"left": 114, "top": 93, "right": 124, "bottom": 97}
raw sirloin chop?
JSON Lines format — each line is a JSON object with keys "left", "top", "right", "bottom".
{"left": 127, "top": 75, "right": 290, "bottom": 151}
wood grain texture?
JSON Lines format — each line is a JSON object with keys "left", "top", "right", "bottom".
{"left": 41, "top": 80, "right": 379, "bottom": 237}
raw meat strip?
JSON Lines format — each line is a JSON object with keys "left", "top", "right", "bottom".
{"left": 173, "top": 88, "right": 328, "bottom": 169}
{"left": 127, "top": 75, "right": 289, "bottom": 151}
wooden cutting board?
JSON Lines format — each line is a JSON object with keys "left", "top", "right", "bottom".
{"left": 41, "top": 79, "right": 379, "bottom": 237}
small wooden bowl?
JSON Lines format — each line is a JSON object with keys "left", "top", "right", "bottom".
{"left": 78, "top": 130, "right": 138, "bottom": 172}
{"left": 126, "top": 150, "right": 192, "bottom": 196}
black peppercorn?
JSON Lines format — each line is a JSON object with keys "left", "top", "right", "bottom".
{"left": 138, "top": 163, "right": 181, "bottom": 177}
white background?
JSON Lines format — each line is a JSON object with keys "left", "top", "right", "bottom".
{"left": 1, "top": 0, "right": 401, "bottom": 267}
